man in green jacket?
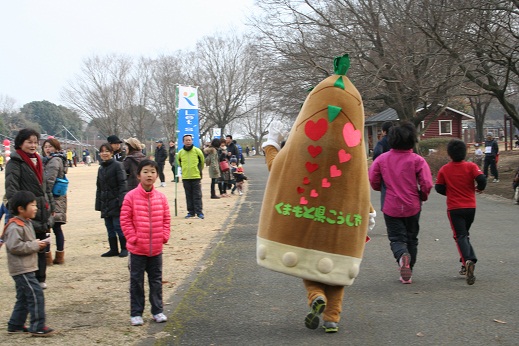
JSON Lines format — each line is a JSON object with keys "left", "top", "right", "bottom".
{"left": 177, "top": 134, "right": 205, "bottom": 219}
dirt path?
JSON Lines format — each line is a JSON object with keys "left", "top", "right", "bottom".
{"left": 0, "top": 162, "right": 241, "bottom": 345}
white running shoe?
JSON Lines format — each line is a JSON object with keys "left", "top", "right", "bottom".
{"left": 153, "top": 313, "right": 168, "bottom": 323}
{"left": 130, "top": 316, "right": 144, "bottom": 326}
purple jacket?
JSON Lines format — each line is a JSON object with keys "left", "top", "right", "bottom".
{"left": 369, "top": 149, "right": 433, "bottom": 217}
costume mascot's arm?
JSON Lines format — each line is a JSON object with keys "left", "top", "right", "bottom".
{"left": 257, "top": 54, "right": 375, "bottom": 331}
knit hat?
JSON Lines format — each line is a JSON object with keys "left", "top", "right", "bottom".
{"left": 125, "top": 137, "right": 144, "bottom": 150}
{"left": 230, "top": 157, "right": 238, "bottom": 163}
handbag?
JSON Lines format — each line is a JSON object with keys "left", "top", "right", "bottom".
{"left": 52, "top": 175, "right": 69, "bottom": 196}
{"left": 219, "top": 160, "right": 230, "bottom": 172}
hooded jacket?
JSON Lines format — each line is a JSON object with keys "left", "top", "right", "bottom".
{"left": 43, "top": 154, "right": 68, "bottom": 223}
{"left": 2, "top": 217, "right": 40, "bottom": 276}
{"left": 120, "top": 184, "right": 171, "bottom": 256}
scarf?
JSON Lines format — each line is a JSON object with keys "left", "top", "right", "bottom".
{"left": 183, "top": 145, "right": 193, "bottom": 151}
{"left": 16, "top": 149, "right": 43, "bottom": 184}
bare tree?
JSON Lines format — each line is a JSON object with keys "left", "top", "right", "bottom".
{"left": 61, "top": 54, "right": 133, "bottom": 137}
{"left": 406, "top": 0, "right": 519, "bottom": 128}
{"left": 148, "top": 54, "right": 188, "bottom": 142}
{"left": 251, "top": 0, "right": 464, "bottom": 124}
{"left": 190, "top": 31, "right": 258, "bottom": 136}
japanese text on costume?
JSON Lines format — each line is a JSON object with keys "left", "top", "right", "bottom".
{"left": 275, "top": 202, "right": 362, "bottom": 226}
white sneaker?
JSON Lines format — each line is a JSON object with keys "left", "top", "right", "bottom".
{"left": 153, "top": 313, "right": 168, "bottom": 323}
{"left": 40, "top": 282, "right": 47, "bottom": 289}
{"left": 239, "top": 191, "right": 243, "bottom": 196}
{"left": 160, "top": 182, "right": 166, "bottom": 187}
{"left": 492, "top": 179, "right": 499, "bottom": 183}
{"left": 130, "top": 316, "right": 144, "bottom": 326}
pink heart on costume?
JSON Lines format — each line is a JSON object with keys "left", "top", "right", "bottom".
{"left": 305, "top": 162, "right": 319, "bottom": 173}
{"left": 338, "top": 149, "right": 352, "bottom": 163}
{"left": 330, "top": 165, "right": 342, "bottom": 178}
{"left": 310, "top": 189, "right": 319, "bottom": 198}
{"left": 343, "top": 122, "right": 361, "bottom": 147}
{"left": 322, "top": 178, "right": 331, "bottom": 188}
{"left": 297, "top": 187, "right": 305, "bottom": 194}
{"left": 307, "top": 145, "right": 322, "bottom": 158}
{"left": 303, "top": 177, "right": 310, "bottom": 185}
{"left": 300, "top": 197, "right": 309, "bottom": 205}
{"left": 305, "top": 118, "right": 328, "bottom": 141}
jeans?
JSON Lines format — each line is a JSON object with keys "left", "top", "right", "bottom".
{"left": 384, "top": 212, "right": 421, "bottom": 268}
{"left": 182, "top": 179, "right": 203, "bottom": 215}
{"left": 9, "top": 272, "right": 46, "bottom": 332}
{"left": 129, "top": 253, "right": 163, "bottom": 316}
{"left": 104, "top": 216, "right": 124, "bottom": 239}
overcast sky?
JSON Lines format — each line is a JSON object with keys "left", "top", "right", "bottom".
{"left": 0, "top": 0, "right": 254, "bottom": 108}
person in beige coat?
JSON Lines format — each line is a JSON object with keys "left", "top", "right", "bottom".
{"left": 257, "top": 55, "right": 375, "bottom": 333}
{"left": 42, "top": 139, "right": 68, "bottom": 265}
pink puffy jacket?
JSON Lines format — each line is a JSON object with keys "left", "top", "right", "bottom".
{"left": 120, "top": 184, "right": 171, "bottom": 256}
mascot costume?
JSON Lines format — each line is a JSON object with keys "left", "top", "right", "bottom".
{"left": 257, "top": 54, "right": 375, "bottom": 333}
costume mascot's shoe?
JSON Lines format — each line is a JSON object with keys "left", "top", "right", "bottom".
{"left": 257, "top": 54, "right": 375, "bottom": 333}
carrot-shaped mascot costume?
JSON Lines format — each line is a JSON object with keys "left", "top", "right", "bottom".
{"left": 257, "top": 54, "right": 375, "bottom": 333}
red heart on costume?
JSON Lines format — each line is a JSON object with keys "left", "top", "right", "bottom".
{"left": 310, "top": 189, "right": 319, "bottom": 198}
{"left": 300, "top": 197, "right": 309, "bottom": 205}
{"left": 307, "top": 145, "right": 322, "bottom": 158}
{"left": 338, "top": 149, "right": 352, "bottom": 163}
{"left": 343, "top": 122, "right": 361, "bottom": 147}
{"left": 305, "top": 118, "right": 328, "bottom": 141}
{"left": 330, "top": 165, "right": 342, "bottom": 178}
{"left": 297, "top": 187, "right": 305, "bottom": 194}
{"left": 303, "top": 177, "right": 310, "bottom": 185}
{"left": 322, "top": 178, "right": 331, "bottom": 188}
{"left": 305, "top": 162, "right": 319, "bottom": 173}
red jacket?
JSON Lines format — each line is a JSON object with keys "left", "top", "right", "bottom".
{"left": 120, "top": 184, "right": 171, "bottom": 256}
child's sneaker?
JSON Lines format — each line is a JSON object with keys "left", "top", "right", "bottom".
{"left": 130, "top": 316, "right": 144, "bottom": 326}
{"left": 459, "top": 265, "right": 467, "bottom": 276}
{"left": 322, "top": 321, "right": 339, "bottom": 333}
{"left": 465, "top": 260, "right": 476, "bottom": 285}
{"left": 304, "top": 296, "right": 326, "bottom": 330}
{"left": 399, "top": 276, "right": 412, "bottom": 284}
{"left": 399, "top": 253, "right": 412, "bottom": 282}
{"left": 7, "top": 325, "right": 29, "bottom": 334}
{"left": 185, "top": 213, "right": 195, "bottom": 219}
{"left": 153, "top": 313, "right": 168, "bottom": 323}
{"left": 31, "top": 326, "right": 55, "bottom": 337}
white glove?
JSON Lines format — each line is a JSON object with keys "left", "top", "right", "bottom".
{"left": 368, "top": 211, "right": 376, "bottom": 231}
{"left": 262, "top": 120, "right": 284, "bottom": 151}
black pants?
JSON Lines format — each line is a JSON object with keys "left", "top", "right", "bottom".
{"left": 384, "top": 212, "right": 421, "bottom": 269}
{"left": 210, "top": 178, "right": 219, "bottom": 197}
{"left": 483, "top": 156, "right": 498, "bottom": 179}
{"left": 182, "top": 179, "right": 203, "bottom": 215}
{"left": 129, "top": 253, "right": 163, "bottom": 317}
{"left": 447, "top": 208, "right": 477, "bottom": 264}
{"left": 35, "top": 232, "right": 47, "bottom": 283}
{"left": 157, "top": 162, "right": 165, "bottom": 183}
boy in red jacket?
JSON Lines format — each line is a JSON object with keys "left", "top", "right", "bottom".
{"left": 120, "top": 160, "right": 171, "bottom": 326}
{"left": 435, "top": 139, "right": 487, "bottom": 285}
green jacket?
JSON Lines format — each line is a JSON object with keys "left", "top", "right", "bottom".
{"left": 177, "top": 146, "right": 205, "bottom": 179}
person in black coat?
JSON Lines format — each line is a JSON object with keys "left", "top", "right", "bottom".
{"left": 5, "top": 128, "right": 54, "bottom": 288}
{"left": 96, "top": 143, "right": 128, "bottom": 257}
{"left": 154, "top": 140, "right": 167, "bottom": 187}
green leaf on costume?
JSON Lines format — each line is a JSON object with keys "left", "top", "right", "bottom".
{"left": 333, "top": 54, "right": 350, "bottom": 75}
{"left": 328, "top": 105, "right": 342, "bottom": 122}
{"left": 334, "top": 76, "right": 345, "bottom": 89}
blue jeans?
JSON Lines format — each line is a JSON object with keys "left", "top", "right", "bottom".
{"left": 104, "top": 216, "right": 124, "bottom": 239}
{"left": 9, "top": 272, "right": 46, "bottom": 332}
{"left": 129, "top": 253, "right": 163, "bottom": 316}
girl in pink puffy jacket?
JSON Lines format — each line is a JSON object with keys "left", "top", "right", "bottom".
{"left": 120, "top": 159, "right": 171, "bottom": 326}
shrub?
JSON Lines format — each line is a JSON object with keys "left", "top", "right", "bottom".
{"left": 424, "top": 146, "right": 450, "bottom": 176}
{"left": 417, "top": 137, "right": 452, "bottom": 156}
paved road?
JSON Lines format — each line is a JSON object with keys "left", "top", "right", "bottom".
{"left": 143, "top": 157, "right": 518, "bottom": 346}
